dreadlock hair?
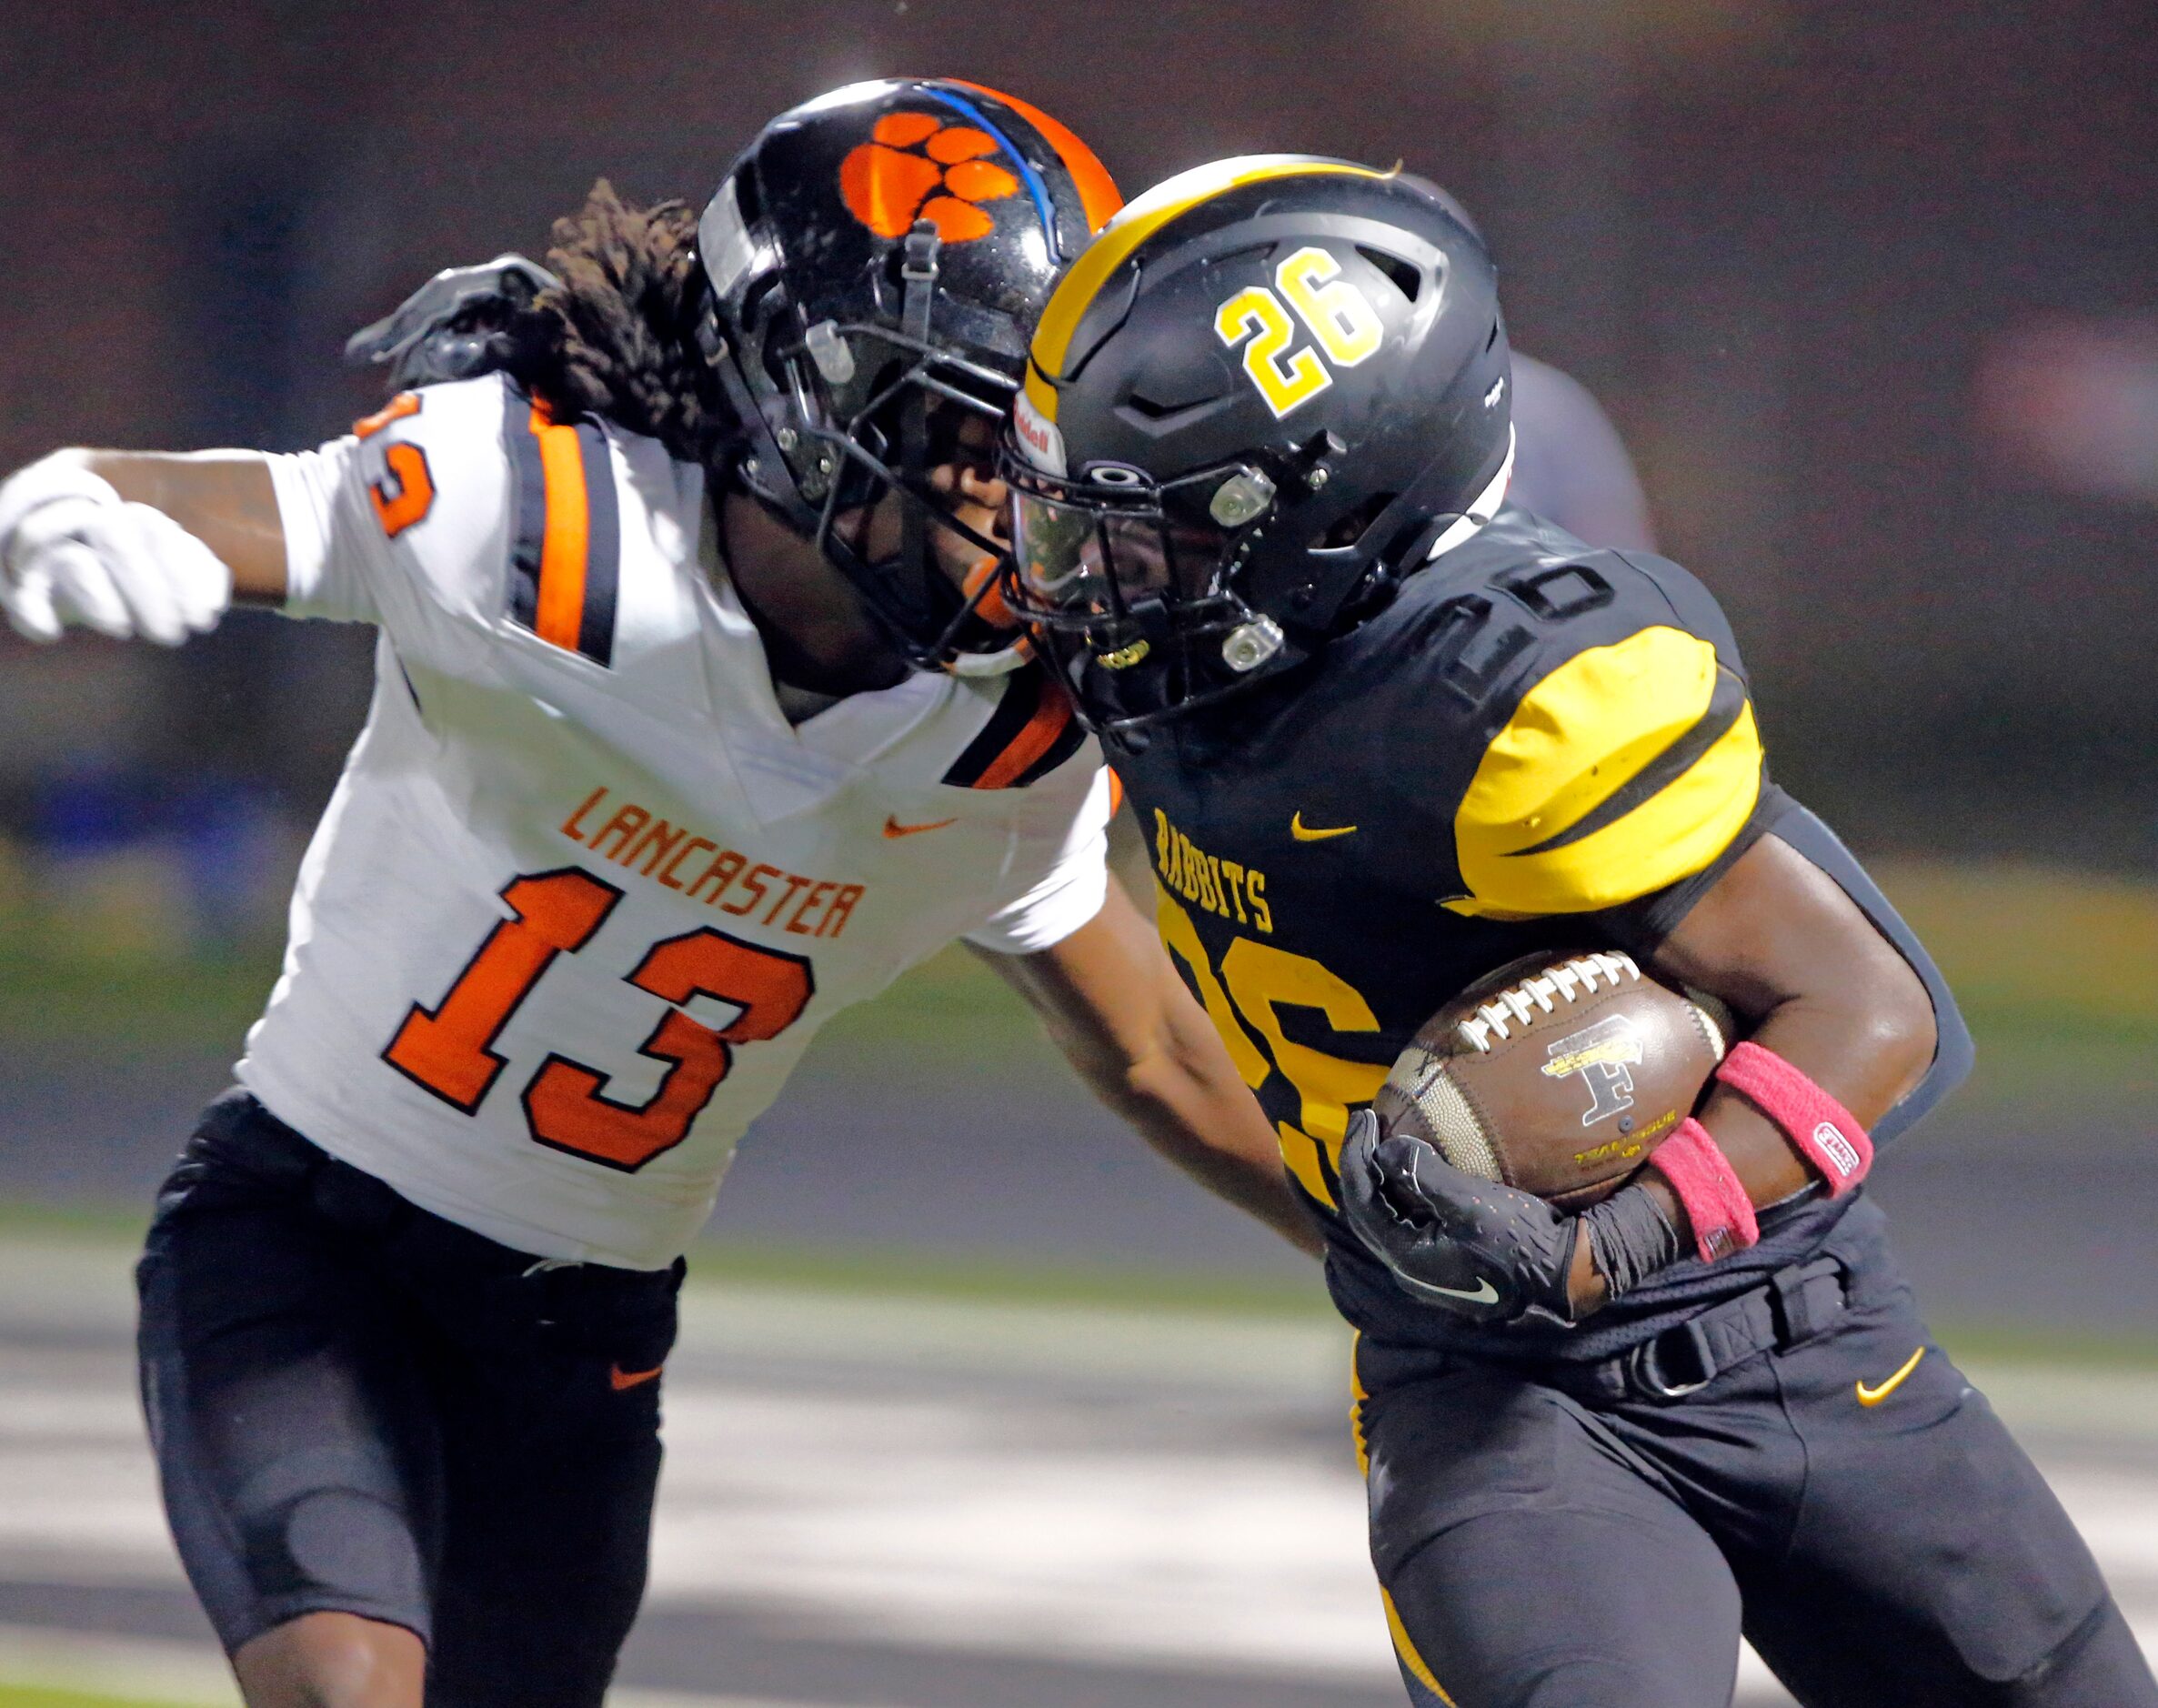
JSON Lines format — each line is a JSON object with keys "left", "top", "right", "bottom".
{"left": 507, "top": 180, "right": 738, "bottom": 467}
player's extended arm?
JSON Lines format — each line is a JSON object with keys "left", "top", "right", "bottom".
{"left": 1541, "top": 832, "right": 1937, "bottom": 1311}
{"left": 974, "top": 879, "right": 1326, "bottom": 1260}
{"left": 1344, "top": 832, "right": 1942, "bottom": 1321}
{"left": 0, "top": 447, "right": 286, "bottom": 643}
{"left": 0, "top": 249, "right": 554, "bottom": 645}
{"left": 88, "top": 453, "right": 286, "bottom": 602}
{"left": 1648, "top": 832, "right": 1937, "bottom": 1214}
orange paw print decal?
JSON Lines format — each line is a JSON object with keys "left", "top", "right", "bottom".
{"left": 840, "top": 113, "right": 1021, "bottom": 245}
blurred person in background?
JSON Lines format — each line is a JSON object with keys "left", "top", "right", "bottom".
{"left": 1002, "top": 156, "right": 2155, "bottom": 1708}
{"left": 1085, "top": 248, "right": 1654, "bottom": 897}
{"left": 1409, "top": 185, "right": 1656, "bottom": 554}
{"left": 1507, "top": 349, "right": 1657, "bottom": 551}
{"left": 0, "top": 81, "right": 1315, "bottom": 1708}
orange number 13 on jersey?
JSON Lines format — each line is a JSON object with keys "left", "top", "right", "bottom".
{"left": 384, "top": 868, "right": 814, "bottom": 1171}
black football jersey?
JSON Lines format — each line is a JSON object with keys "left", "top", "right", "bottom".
{"left": 1114, "top": 506, "right": 1967, "bottom": 1361}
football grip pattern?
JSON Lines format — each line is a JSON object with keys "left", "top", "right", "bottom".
{"left": 1394, "top": 1066, "right": 1502, "bottom": 1183}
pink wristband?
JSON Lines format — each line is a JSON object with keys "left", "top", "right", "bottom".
{"left": 1648, "top": 1119, "right": 1761, "bottom": 1262}
{"left": 1715, "top": 1040, "right": 1874, "bottom": 1197}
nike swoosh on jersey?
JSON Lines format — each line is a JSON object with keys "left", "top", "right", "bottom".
{"left": 883, "top": 815, "right": 959, "bottom": 839}
{"left": 609, "top": 1362, "right": 665, "bottom": 1392}
{"left": 1855, "top": 1346, "right": 1925, "bottom": 1407}
{"left": 1290, "top": 811, "right": 1358, "bottom": 842}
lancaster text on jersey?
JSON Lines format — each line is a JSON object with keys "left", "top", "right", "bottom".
{"left": 560, "top": 785, "right": 863, "bottom": 938}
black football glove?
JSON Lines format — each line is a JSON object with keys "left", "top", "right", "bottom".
{"left": 1339, "top": 1110, "right": 1581, "bottom": 1325}
{"left": 345, "top": 255, "right": 560, "bottom": 392}
{"left": 1340, "top": 1110, "right": 1687, "bottom": 1327}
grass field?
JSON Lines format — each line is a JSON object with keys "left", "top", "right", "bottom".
{"left": 0, "top": 1693, "right": 147, "bottom": 1707}
{"left": 0, "top": 1628, "right": 231, "bottom": 1708}
{"left": 1872, "top": 859, "right": 2158, "bottom": 1107}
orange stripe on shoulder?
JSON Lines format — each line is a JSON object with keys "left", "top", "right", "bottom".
{"left": 974, "top": 684, "right": 1074, "bottom": 790}
{"left": 960, "top": 554, "right": 1020, "bottom": 631}
{"left": 354, "top": 391, "right": 421, "bottom": 439}
{"left": 527, "top": 404, "right": 590, "bottom": 654}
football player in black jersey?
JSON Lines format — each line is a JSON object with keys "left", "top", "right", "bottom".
{"left": 1001, "top": 157, "right": 2156, "bottom": 1707}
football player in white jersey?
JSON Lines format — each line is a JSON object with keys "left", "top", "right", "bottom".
{"left": 0, "top": 82, "right": 1313, "bottom": 1708}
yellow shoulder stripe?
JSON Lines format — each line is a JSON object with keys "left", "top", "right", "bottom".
{"left": 1025, "top": 156, "right": 1388, "bottom": 419}
{"left": 1450, "top": 627, "right": 1762, "bottom": 918}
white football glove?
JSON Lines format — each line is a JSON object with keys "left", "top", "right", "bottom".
{"left": 0, "top": 453, "right": 232, "bottom": 646}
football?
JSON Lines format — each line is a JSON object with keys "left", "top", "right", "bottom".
{"left": 1370, "top": 951, "right": 1736, "bottom": 1209}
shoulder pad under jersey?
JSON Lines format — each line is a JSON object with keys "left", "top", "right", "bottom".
{"left": 1383, "top": 517, "right": 1765, "bottom": 919}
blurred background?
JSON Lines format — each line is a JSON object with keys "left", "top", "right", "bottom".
{"left": 0, "top": 3, "right": 2153, "bottom": 1705}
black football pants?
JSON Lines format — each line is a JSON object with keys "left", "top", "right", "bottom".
{"left": 1356, "top": 1243, "right": 2155, "bottom": 1707}
{"left": 136, "top": 1090, "right": 683, "bottom": 1708}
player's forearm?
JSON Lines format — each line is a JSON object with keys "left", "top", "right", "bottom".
{"left": 82, "top": 449, "right": 287, "bottom": 602}
{"left": 1103, "top": 1031, "right": 1325, "bottom": 1260}
{"left": 1701, "top": 994, "right": 1935, "bottom": 1205}
{"left": 1561, "top": 990, "right": 1936, "bottom": 1311}
{"left": 1031, "top": 986, "right": 1322, "bottom": 1259}
{"left": 984, "top": 885, "right": 1324, "bottom": 1260}
{"left": 1650, "top": 834, "right": 1940, "bottom": 1220}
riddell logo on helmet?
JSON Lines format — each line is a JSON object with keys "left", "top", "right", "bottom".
{"left": 1013, "top": 390, "right": 1067, "bottom": 476}
{"left": 840, "top": 114, "right": 1021, "bottom": 244}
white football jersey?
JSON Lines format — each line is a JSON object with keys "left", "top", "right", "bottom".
{"left": 246, "top": 376, "right": 1109, "bottom": 1268}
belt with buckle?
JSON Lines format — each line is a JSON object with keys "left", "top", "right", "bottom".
{"left": 1546, "top": 1254, "right": 1851, "bottom": 1405}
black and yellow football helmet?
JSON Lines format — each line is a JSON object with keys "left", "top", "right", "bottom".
{"left": 1000, "top": 156, "right": 1511, "bottom": 728}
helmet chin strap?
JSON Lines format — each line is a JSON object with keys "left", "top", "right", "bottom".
{"left": 1422, "top": 425, "right": 1517, "bottom": 563}
{"left": 897, "top": 221, "right": 942, "bottom": 618}
{"left": 945, "top": 641, "right": 1031, "bottom": 678}
{"left": 698, "top": 303, "right": 826, "bottom": 536}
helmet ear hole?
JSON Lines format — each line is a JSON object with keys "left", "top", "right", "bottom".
{"left": 757, "top": 332, "right": 796, "bottom": 397}
{"left": 739, "top": 271, "right": 782, "bottom": 323}
{"left": 1358, "top": 246, "right": 1422, "bottom": 304}
{"left": 1314, "top": 491, "right": 1399, "bottom": 551}
{"left": 738, "top": 276, "right": 790, "bottom": 377}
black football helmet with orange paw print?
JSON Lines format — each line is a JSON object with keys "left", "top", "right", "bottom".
{"left": 697, "top": 79, "right": 1123, "bottom": 672}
